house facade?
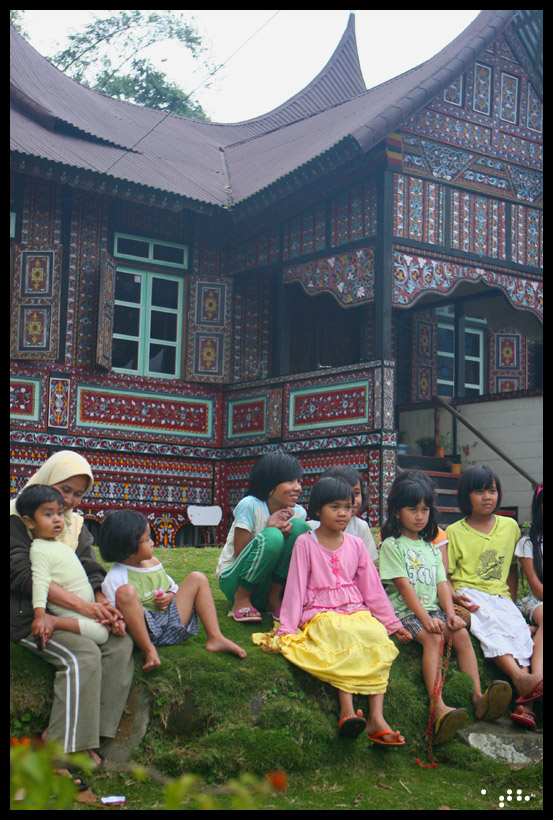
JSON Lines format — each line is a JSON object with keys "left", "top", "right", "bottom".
{"left": 10, "top": 11, "right": 542, "bottom": 542}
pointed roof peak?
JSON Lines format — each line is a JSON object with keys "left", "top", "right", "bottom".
{"left": 226, "top": 12, "right": 366, "bottom": 134}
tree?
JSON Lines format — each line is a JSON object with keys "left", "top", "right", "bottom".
{"left": 18, "top": 10, "right": 213, "bottom": 119}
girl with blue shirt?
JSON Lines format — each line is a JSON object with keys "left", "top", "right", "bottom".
{"left": 216, "top": 452, "right": 310, "bottom": 623}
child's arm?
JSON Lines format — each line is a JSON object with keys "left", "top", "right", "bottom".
{"left": 31, "top": 607, "right": 82, "bottom": 640}
{"left": 393, "top": 576, "right": 444, "bottom": 633}
{"left": 276, "top": 537, "right": 309, "bottom": 635}
{"left": 436, "top": 580, "right": 467, "bottom": 632}
{"left": 507, "top": 561, "right": 519, "bottom": 603}
{"left": 519, "top": 557, "right": 543, "bottom": 601}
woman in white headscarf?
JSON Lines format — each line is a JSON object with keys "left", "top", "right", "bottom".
{"left": 10, "top": 451, "right": 134, "bottom": 764}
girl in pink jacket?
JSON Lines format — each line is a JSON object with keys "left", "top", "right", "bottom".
{"left": 253, "top": 477, "right": 409, "bottom": 745}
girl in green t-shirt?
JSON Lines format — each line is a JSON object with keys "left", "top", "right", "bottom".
{"left": 380, "top": 471, "right": 511, "bottom": 745}
{"left": 99, "top": 510, "right": 246, "bottom": 671}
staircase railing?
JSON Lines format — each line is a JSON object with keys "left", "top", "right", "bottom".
{"left": 432, "top": 395, "right": 539, "bottom": 490}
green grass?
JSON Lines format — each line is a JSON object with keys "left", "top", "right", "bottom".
{"left": 10, "top": 547, "right": 543, "bottom": 810}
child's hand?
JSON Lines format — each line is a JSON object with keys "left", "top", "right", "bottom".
{"left": 154, "top": 590, "right": 173, "bottom": 610}
{"left": 454, "top": 592, "right": 479, "bottom": 612}
{"left": 422, "top": 615, "right": 445, "bottom": 634}
{"left": 267, "top": 508, "right": 293, "bottom": 537}
{"left": 393, "top": 627, "right": 413, "bottom": 645}
{"left": 31, "top": 610, "right": 52, "bottom": 645}
{"left": 446, "top": 614, "right": 467, "bottom": 632}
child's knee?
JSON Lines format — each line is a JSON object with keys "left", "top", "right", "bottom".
{"left": 262, "top": 527, "right": 285, "bottom": 554}
{"left": 115, "top": 584, "right": 140, "bottom": 607}
{"left": 187, "top": 571, "right": 209, "bottom": 588}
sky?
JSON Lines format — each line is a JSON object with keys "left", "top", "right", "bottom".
{"left": 17, "top": 10, "right": 481, "bottom": 123}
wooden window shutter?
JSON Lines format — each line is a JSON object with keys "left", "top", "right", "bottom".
{"left": 10, "top": 244, "right": 61, "bottom": 361}
{"left": 96, "top": 250, "right": 116, "bottom": 370}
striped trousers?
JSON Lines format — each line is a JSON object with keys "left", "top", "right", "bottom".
{"left": 218, "top": 519, "right": 311, "bottom": 612}
{"left": 19, "top": 630, "right": 134, "bottom": 753}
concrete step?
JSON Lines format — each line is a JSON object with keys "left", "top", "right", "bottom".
{"left": 458, "top": 715, "right": 543, "bottom": 767}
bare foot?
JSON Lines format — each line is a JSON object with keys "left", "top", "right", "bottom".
{"left": 515, "top": 671, "right": 542, "bottom": 700}
{"left": 206, "top": 634, "right": 247, "bottom": 659}
{"left": 473, "top": 693, "right": 486, "bottom": 721}
{"left": 143, "top": 647, "right": 161, "bottom": 671}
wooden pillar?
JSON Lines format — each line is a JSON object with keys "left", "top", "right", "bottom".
{"left": 374, "top": 167, "right": 394, "bottom": 360}
{"left": 454, "top": 301, "right": 466, "bottom": 397}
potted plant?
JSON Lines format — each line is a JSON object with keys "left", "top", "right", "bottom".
{"left": 415, "top": 435, "right": 435, "bottom": 456}
{"left": 415, "top": 432, "right": 452, "bottom": 458}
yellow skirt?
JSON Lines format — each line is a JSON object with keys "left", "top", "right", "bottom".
{"left": 252, "top": 610, "right": 399, "bottom": 694}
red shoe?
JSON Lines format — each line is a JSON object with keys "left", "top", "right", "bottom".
{"left": 509, "top": 705, "right": 537, "bottom": 729}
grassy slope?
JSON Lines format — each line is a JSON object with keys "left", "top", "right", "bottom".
{"left": 10, "top": 547, "right": 543, "bottom": 810}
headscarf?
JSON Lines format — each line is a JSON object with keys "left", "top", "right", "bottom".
{"left": 10, "top": 450, "right": 94, "bottom": 550}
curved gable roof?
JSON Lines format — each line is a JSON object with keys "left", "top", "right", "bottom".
{"left": 11, "top": 11, "right": 522, "bottom": 210}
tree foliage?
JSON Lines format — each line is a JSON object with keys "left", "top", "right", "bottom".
{"left": 18, "top": 10, "right": 213, "bottom": 119}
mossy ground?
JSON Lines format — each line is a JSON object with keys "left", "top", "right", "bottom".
{"left": 10, "top": 546, "right": 543, "bottom": 810}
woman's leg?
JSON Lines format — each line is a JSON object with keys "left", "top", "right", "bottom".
{"left": 20, "top": 631, "right": 104, "bottom": 753}
{"left": 218, "top": 528, "right": 284, "bottom": 614}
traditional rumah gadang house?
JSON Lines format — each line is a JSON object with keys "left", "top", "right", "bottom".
{"left": 10, "top": 10, "right": 542, "bottom": 542}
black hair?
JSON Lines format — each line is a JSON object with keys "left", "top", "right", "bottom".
{"left": 15, "top": 484, "right": 65, "bottom": 520}
{"left": 98, "top": 509, "right": 150, "bottom": 563}
{"left": 528, "top": 483, "right": 543, "bottom": 584}
{"left": 321, "top": 465, "right": 367, "bottom": 512}
{"left": 247, "top": 451, "right": 303, "bottom": 501}
{"left": 456, "top": 465, "right": 502, "bottom": 517}
{"left": 381, "top": 474, "right": 439, "bottom": 542}
{"left": 307, "top": 477, "right": 354, "bottom": 520}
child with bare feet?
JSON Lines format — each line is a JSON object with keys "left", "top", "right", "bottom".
{"left": 99, "top": 510, "right": 246, "bottom": 670}
{"left": 379, "top": 472, "right": 511, "bottom": 746}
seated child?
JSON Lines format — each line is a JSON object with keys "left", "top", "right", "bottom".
{"left": 15, "top": 484, "right": 109, "bottom": 646}
{"left": 446, "top": 466, "right": 539, "bottom": 729}
{"left": 254, "top": 477, "right": 407, "bottom": 746}
{"left": 379, "top": 471, "right": 511, "bottom": 745}
{"left": 321, "top": 466, "right": 378, "bottom": 564}
{"left": 514, "top": 482, "right": 542, "bottom": 688}
{"left": 99, "top": 509, "right": 246, "bottom": 670}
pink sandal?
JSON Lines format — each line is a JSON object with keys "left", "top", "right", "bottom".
{"left": 227, "top": 606, "right": 262, "bottom": 623}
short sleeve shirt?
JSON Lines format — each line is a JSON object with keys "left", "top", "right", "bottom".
{"left": 379, "top": 534, "right": 446, "bottom": 619}
{"left": 215, "top": 495, "right": 307, "bottom": 578}
{"left": 102, "top": 562, "right": 179, "bottom": 611}
{"left": 446, "top": 515, "right": 520, "bottom": 598}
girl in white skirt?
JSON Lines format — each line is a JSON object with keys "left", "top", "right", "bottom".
{"left": 446, "top": 466, "right": 541, "bottom": 729}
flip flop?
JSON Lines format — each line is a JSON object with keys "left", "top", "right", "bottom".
{"left": 481, "top": 680, "right": 512, "bottom": 721}
{"left": 433, "top": 708, "right": 468, "bottom": 746}
{"left": 368, "top": 730, "right": 405, "bottom": 746}
{"left": 338, "top": 714, "right": 366, "bottom": 739}
{"left": 55, "top": 768, "right": 91, "bottom": 792}
{"left": 227, "top": 606, "right": 262, "bottom": 623}
{"left": 510, "top": 706, "right": 537, "bottom": 729}
{"left": 515, "top": 679, "right": 543, "bottom": 706}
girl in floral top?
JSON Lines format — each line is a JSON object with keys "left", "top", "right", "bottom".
{"left": 379, "top": 471, "right": 511, "bottom": 746}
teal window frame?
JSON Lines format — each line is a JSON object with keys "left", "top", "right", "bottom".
{"left": 114, "top": 232, "right": 188, "bottom": 270}
{"left": 112, "top": 265, "right": 184, "bottom": 379}
{"left": 437, "top": 320, "right": 485, "bottom": 397}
